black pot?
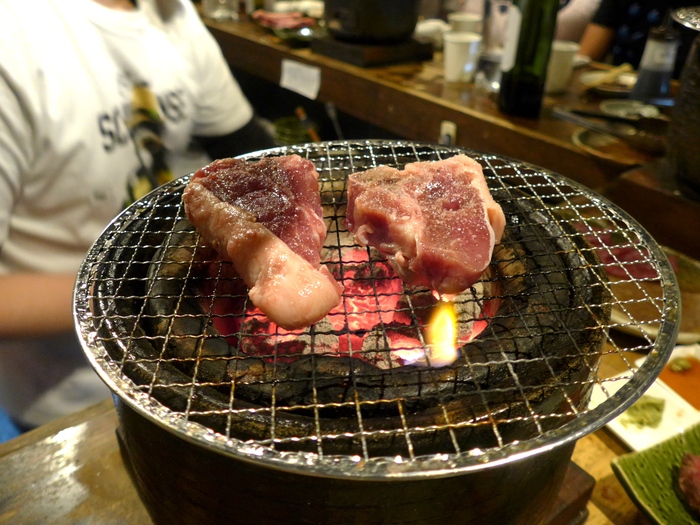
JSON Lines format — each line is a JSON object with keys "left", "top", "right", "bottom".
{"left": 324, "top": 0, "right": 420, "bottom": 44}
{"left": 116, "top": 399, "right": 575, "bottom": 525}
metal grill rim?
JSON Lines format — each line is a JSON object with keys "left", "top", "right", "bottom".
{"left": 73, "top": 140, "right": 679, "bottom": 479}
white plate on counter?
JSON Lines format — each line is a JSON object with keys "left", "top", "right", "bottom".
{"left": 590, "top": 344, "right": 700, "bottom": 451}
{"left": 590, "top": 372, "right": 700, "bottom": 451}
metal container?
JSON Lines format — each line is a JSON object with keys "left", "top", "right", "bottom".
{"left": 324, "top": 0, "right": 420, "bottom": 44}
{"left": 115, "top": 398, "right": 575, "bottom": 524}
{"left": 669, "top": 8, "right": 700, "bottom": 198}
{"left": 74, "top": 141, "right": 679, "bottom": 524}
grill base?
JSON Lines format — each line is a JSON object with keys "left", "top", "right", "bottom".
{"left": 116, "top": 399, "right": 576, "bottom": 525}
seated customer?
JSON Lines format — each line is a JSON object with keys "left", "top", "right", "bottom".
{"left": 0, "top": 0, "right": 276, "bottom": 430}
{"left": 579, "top": 0, "right": 698, "bottom": 78}
{"left": 555, "top": 0, "right": 602, "bottom": 43}
{"left": 442, "top": 0, "right": 600, "bottom": 42}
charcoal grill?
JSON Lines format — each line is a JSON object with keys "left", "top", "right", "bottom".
{"left": 74, "top": 140, "right": 680, "bottom": 524}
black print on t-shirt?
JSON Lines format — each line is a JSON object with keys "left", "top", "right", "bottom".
{"left": 98, "top": 108, "right": 131, "bottom": 152}
{"left": 158, "top": 89, "right": 186, "bottom": 123}
{"left": 97, "top": 88, "right": 187, "bottom": 152}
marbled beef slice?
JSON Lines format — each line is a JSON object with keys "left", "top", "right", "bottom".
{"left": 346, "top": 154, "right": 505, "bottom": 296}
{"left": 182, "top": 155, "right": 342, "bottom": 330}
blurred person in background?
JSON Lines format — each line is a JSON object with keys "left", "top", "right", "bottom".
{"left": 0, "top": 0, "right": 275, "bottom": 431}
{"left": 555, "top": 0, "right": 601, "bottom": 42}
{"left": 578, "top": 0, "right": 698, "bottom": 78}
{"left": 430, "top": 0, "right": 600, "bottom": 42}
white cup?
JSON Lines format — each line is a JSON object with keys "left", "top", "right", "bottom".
{"left": 444, "top": 31, "right": 483, "bottom": 83}
{"left": 447, "top": 12, "right": 483, "bottom": 33}
{"left": 544, "top": 40, "right": 580, "bottom": 94}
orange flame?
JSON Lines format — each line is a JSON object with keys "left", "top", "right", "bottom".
{"left": 426, "top": 300, "right": 458, "bottom": 367}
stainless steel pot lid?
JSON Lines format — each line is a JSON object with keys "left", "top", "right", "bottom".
{"left": 673, "top": 7, "right": 700, "bottom": 31}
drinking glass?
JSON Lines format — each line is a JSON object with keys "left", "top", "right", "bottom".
{"left": 444, "top": 32, "right": 483, "bottom": 82}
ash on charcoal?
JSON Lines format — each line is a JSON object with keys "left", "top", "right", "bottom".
{"left": 361, "top": 322, "right": 425, "bottom": 368}
{"left": 239, "top": 318, "right": 338, "bottom": 362}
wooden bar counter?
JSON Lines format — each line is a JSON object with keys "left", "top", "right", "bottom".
{"left": 204, "top": 16, "right": 623, "bottom": 192}
{"left": 204, "top": 15, "right": 700, "bottom": 260}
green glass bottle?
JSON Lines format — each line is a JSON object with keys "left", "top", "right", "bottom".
{"left": 497, "top": 0, "right": 560, "bottom": 118}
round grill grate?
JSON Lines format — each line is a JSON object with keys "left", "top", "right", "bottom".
{"left": 74, "top": 141, "right": 679, "bottom": 478}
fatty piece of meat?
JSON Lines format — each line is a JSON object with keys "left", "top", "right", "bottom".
{"left": 251, "top": 10, "right": 316, "bottom": 30}
{"left": 189, "top": 156, "right": 326, "bottom": 267}
{"left": 679, "top": 452, "right": 700, "bottom": 515}
{"left": 345, "top": 154, "right": 505, "bottom": 296}
{"left": 182, "top": 156, "right": 342, "bottom": 330}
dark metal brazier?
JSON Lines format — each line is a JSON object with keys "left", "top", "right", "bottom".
{"left": 324, "top": 0, "right": 420, "bottom": 44}
{"left": 117, "top": 399, "right": 575, "bottom": 525}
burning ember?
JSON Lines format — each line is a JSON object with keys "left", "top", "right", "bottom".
{"left": 206, "top": 248, "right": 494, "bottom": 369}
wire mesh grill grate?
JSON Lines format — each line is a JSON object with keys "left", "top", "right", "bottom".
{"left": 75, "top": 140, "right": 679, "bottom": 477}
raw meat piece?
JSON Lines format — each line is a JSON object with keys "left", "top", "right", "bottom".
{"left": 190, "top": 156, "right": 326, "bottom": 267}
{"left": 574, "top": 222, "right": 677, "bottom": 280}
{"left": 679, "top": 452, "right": 700, "bottom": 515}
{"left": 345, "top": 154, "right": 505, "bottom": 295}
{"left": 183, "top": 156, "right": 342, "bottom": 330}
{"left": 251, "top": 10, "right": 316, "bottom": 30}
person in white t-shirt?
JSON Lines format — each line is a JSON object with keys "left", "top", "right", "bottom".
{"left": 0, "top": 0, "right": 276, "bottom": 430}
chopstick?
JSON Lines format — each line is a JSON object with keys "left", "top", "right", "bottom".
{"left": 295, "top": 106, "right": 321, "bottom": 142}
{"left": 581, "top": 63, "right": 634, "bottom": 91}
